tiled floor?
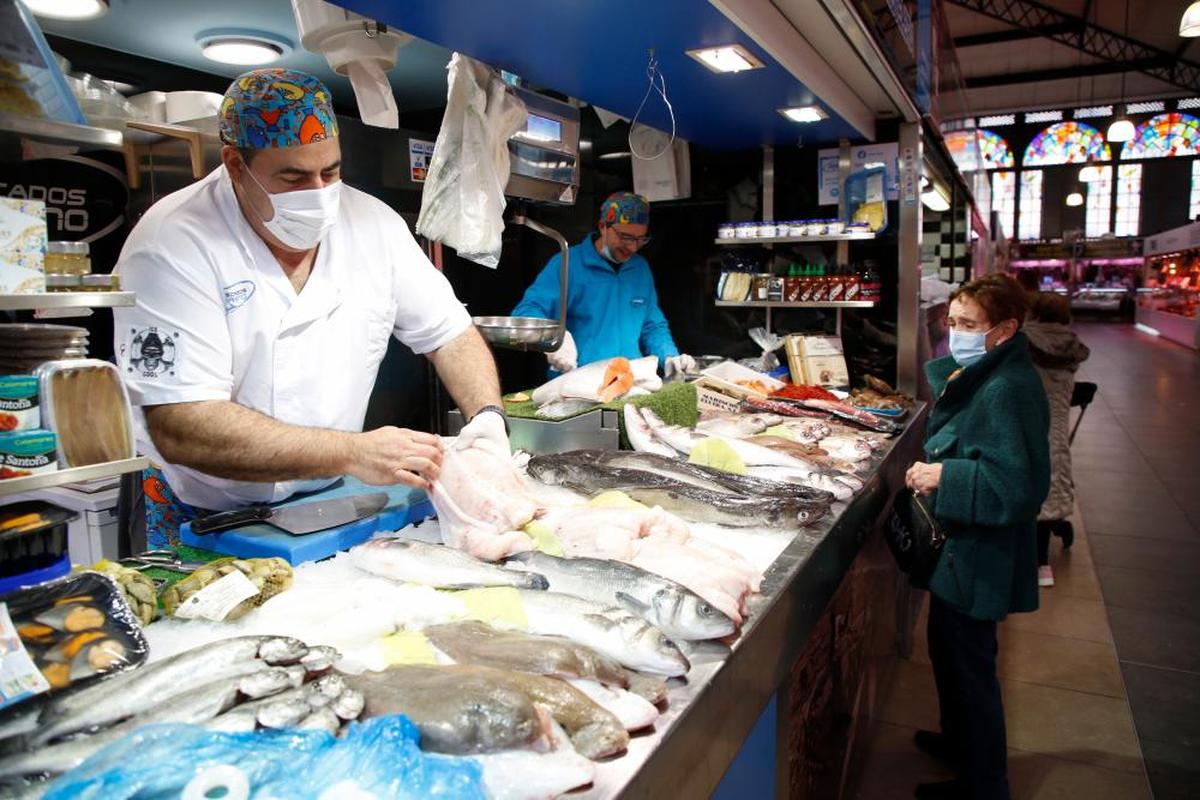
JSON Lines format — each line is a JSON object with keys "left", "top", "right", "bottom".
{"left": 854, "top": 322, "right": 1200, "bottom": 799}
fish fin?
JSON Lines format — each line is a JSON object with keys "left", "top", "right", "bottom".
{"left": 615, "top": 591, "right": 650, "bottom": 617}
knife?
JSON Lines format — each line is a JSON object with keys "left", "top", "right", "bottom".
{"left": 190, "top": 493, "right": 390, "bottom": 536}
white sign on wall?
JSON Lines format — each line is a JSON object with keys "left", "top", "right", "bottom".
{"left": 817, "top": 143, "right": 900, "bottom": 205}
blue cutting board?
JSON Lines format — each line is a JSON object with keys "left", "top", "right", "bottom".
{"left": 179, "top": 478, "right": 434, "bottom": 565}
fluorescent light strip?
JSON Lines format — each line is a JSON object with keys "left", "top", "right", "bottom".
{"left": 1127, "top": 101, "right": 1165, "bottom": 114}
{"left": 1135, "top": 323, "right": 1161, "bottom": 337}
{"left": 977, "top": 114, "right": 1015, "bottom": 127}
{"left": 1178, "top": 97, "right": 1200, "bottom": 110}
{"left": 1073, "top": 105, "right": 1113, "bottom": 119}
{"left": 779, "top": 106, "right": 827, "bottom": 123}
{"left": 1025, "top": 110, "right": 1063, "bottom": 123}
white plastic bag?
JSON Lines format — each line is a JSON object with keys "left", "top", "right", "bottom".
{"left": 416, "top": 53, "right": 527, "bottom": 268}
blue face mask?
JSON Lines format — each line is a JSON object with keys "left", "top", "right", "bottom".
{"left": 949, "top": 325, "right": 996, "bottom": 367}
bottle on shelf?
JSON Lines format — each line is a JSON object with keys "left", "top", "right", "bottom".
{"left": 860, "top": 260, "right": 881, "bottom": 302}
{"left": 828, "top": 264, "right": 845, "bottom": 302}
{"left": 843, "top": 262, "right": 862, "bottom": 302}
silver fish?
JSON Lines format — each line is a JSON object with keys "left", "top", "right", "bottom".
{"left": 0, "top": 679, "right": 239, "bottom": 779}
{"left": 517, "top": 590, "right": 690, "bottom": 677}
{"left": 350, "top": 537, "right": 549, "bottom": 590}
{"left": 535, "top": 398, "right": 597, "bottom": 420}
{"left": 332, "top": 689, "right": 365, "bottom": 721}
{"left": 34, "top": 637, "right": 294, "bottom": 745}
{"left": 298, "top": 707, "right": 341, "bottom": 734}
{"left": 256, "top": 698, "right": 313, "bottom": 729}
{"left": 258, "top": 637, "right": 309, "bottom": 665}
{"left": 299, "top": 646, "right": 340, "bottom": 675}
{"left": 506, "top": 551, "right": 734, "bottom": 641}
{"left": 238, "top": 667, "right": 297, "bottom": 700}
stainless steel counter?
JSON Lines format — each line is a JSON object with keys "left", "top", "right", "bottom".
{"left": 581, "top": 405, "right": 928, "bottom": 798}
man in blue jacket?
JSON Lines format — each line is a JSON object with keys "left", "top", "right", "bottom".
{"left": 512, "top": 192, "right": 695, "bottom": 376}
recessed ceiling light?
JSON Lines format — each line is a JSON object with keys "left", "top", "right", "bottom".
{"left": 21, "top": 0, "right": 108, "bottom": 20}
{"left": 202, "top": 38, "right": 284, "bottom": 66}
{"left": 686, "top": 44, "right": 764, "bottom": 74}
{"left": 779, "top": 105, "right": 828, "bottom": 123}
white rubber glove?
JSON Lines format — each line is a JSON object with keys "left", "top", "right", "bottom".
{"left": 455, "top": 407, "right": 511, "bottom": 453}
{"left": 546, "top": 330, "right": 578, "bottom": 373}
{"left": 664, "top": 354, "right": 697, "bottom": 378}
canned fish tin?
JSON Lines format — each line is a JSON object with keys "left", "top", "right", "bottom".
{"left": 0, "top": 375, "right": 39, "bottom": 432}
{"left": 0, "top": 429, "right": 57, "bottom": 479}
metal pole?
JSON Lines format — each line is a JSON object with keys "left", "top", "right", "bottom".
{"left": 897, "top": 121, "right": 922, "bottom": 395}
{"left": 764, "top": 145, "right": 774, "bottom": 335}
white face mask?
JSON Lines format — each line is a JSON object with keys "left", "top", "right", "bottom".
{"left": 240, "top": 160, "right": 341, "bottom": 251}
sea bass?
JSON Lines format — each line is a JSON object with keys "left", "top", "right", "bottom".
{"left": 623, "top": 402, "right": 677, "bottom": 458}
{"left": 422, "top": 620, "right": 630, "bottom": 688}
{"left": 517, "top": 590, "right": 690, "bottom": 677}
{"left": 526, "top": 452, "right": 822, "bottom": 528}
{"left": 505, "top": 551, "right": 736, "bottom": 641}
{"left": 344, "top": 665, "right": 553, "bottom": 755}
{"left": 350, "top": 537, "right": 549, "bottom": 590}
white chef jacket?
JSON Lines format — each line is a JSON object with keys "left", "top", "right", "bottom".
{"left": 113, "top": 165, "right": 471, "bottom": 511}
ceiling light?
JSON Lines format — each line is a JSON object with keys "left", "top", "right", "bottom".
{"left": 1182, "top": 2, "right": 1200, "bottom": 36}
{"left": 1107, "top": 116, "right": 1136, "bottom": 142}
{"left": 779, "top": 106, "right": 828, "bottom": 123}
{"left": 598, "top": 151, "right": 632, "bottom": 160}
{"left": 921, "top": 187, "right": 950, "bottom": 212}
{"left": 21, "top": 0, "right": 107, "bottom": 20}
{"left": 1079, "top": 165, "right": 1101, "bottom": 182}
{"left": 686, "top": 44, "right": 764, "bottom": 74}
{"left": 202, "top": 38, "right": 284, "bottom": 66}
{"left": 1066, "top": 191, "right": 1084, "bottom": 207}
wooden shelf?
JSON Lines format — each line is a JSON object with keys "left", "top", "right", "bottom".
{"left": 0, "top": 292, "right": 134, "bottom": 311}
{"left": 715, "top": 300, "right": 876, "bottom": 308}
{"left": 715, "top": 232, "right": 877, "bottom": 245}
{"left": 0, "top": 458, "right": 148, "bottom": 498}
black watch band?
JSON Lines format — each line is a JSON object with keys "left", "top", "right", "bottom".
{"left": 472, "top": 404, "right": 509, "bottom": 433}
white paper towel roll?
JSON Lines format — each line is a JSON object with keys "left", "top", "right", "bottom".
{"left": 346, "top": 60, "right": 398, "bottom": 129}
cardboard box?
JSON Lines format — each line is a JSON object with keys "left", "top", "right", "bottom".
{"left": 802, "top": 355, "right": 850, "bottom": 388}
{"left": 694, "top": 378, "right": 743, "bottom": 414}
{"left": 0, "top": 198, "right": 46, "bottom": 294}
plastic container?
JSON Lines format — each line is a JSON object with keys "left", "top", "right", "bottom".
{"left": 35, "top": 359, "right": 135, "bottom": 468}
{"left": 0, "top": 501, "right": 75, "bottom": 584}
{"left": 700, "top": 360, "right": 787, "bottom": 399}
{"left": 44, "top": 241, "right": 90, "bottom": 276}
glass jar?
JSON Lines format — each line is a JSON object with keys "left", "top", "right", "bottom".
{"left": 756, "top": 221, "right": 776, "bottom": 239}
{"left": 787, "top": 221, "right": 805, "bottom": 238}
{"left": 826, "top": 219, "right": 845, "bottom": 235}
{"left": 751, "top": 273, "right": 771, "bottom": 301}
{"left": 44, "top": 241, "right": 91, "bottom": 276}
{"left": 717, "top": 222, "right": 736, "bottom": 240}
{"left": 735, "top": 222, "right": 754, "bottom": 240}
{"left": 45, "top": 274, "right": 81, "bottom": 292}
{"left": 81, "top": 273, "right": 120, "bottom": 292}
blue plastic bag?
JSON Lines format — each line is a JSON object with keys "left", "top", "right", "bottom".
{"left": 45, "top": 715, "right": 485, "bottom": 800}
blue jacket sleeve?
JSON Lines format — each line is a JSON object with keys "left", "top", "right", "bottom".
{"left": 639, "top": 272, "right": 679, "bottom": 363}
{"left": 511, "top": 254, "right": 564, "bottom": 319}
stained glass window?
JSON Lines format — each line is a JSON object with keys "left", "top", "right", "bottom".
{"left": 991, "top": 171, "right": 1015, "bottom": 238}
{"left": 1085, "top": 166, "right": 1112, "bottom": 237}
{"left": 1022, "top": 122, "right": 1112, "bottom": 166}
{"left": 1190, "top": 161, "right": 1200, "bottom": 221}
{"left": 1019, "top": 170, "right": 1043, "bottom": 240}
{"left": 1121, "top": 113, "right": 1200, "bottom": 159}
{"left": 945, "top": 129, "right": 1015, "bottom": 172}
{"left": 1115, "top": 164, "right": 1142, "bottom": 236}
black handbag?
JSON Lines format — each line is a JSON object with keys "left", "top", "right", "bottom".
{"left": 884, "top": 488, "right": 946, "bottom": 587}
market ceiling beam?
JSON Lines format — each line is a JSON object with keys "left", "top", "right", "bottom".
{"left": 952, "top": 24, "right": 1071, "bottom": 49}
{"left": 964, "top": 57, "right": 1173, "bottom": 89}
{"left": 945, "top": 0, "right": 1200, "bottom": 94}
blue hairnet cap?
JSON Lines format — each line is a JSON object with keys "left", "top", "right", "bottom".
{"left": 600, "top": 191, "right": 650, "bottom": 227}
{"left": 219, "top": 68, "right": 338, "bottom": 150}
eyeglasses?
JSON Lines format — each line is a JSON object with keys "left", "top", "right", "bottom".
{"left": 607, "top": 227, "right": 652, "bottom": 247}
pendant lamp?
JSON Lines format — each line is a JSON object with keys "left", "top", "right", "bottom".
{"left": 1066, "top": 191, "right": 1084, "bottom": 207}
{"left": 1109, "top": 0, "right": 1135, "bottom": 143}
{"left": 1079, "top": 165, "right": 1101, "bottom": 182}
{"left": 1181, "top": 1, "right": 1200, "bottom": 37}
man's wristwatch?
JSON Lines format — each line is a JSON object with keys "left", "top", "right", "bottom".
{"left": 472, "top": 404, "right": 509, "bottom": 434}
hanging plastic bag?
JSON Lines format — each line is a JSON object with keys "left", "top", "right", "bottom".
{"left": 45, "top": 716, "right": 486, "bottom": 800}
{"left": 748, "top": 326, "right": 785, "bottom": 373}
{"left": 416, "top": 53, "right": 527, "bottom": 268}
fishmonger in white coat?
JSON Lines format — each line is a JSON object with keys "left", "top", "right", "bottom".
{"left": 114, "top": 68, "right": 507, "bottom": 546}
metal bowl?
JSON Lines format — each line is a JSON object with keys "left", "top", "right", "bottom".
{"left": 473, "top": 316, "right": 564, "bottom": 351}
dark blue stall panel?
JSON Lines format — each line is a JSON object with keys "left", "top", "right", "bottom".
{"left": 331, "top": 0, "right": 861, "bottom": 149}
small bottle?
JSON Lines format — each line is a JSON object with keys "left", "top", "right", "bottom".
{"left": 843, "top": 265, "right": 862, "bottom": 301}
{"left": 828, "top": 264, "right": 845, "bottom": 302}
{"left": 812, "top": 265, "right": 829, "bottom": 302}
{"left": 799, "top": 264, "right": 815, "bottom": 302}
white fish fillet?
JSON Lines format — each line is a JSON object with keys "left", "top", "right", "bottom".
{"left": 629, "top": 355, "right": 663, "bottom": 393}
{"left": 432, "top": 439, "right": 539, "bottom": 561}
{"left": 567, "top": 679, "right": 659, "bottom": 732}
{"left": 623, "top": 403, "right": 678, "bottom": 457}
{"left": 534, "top": 505, "right": 691, "bottom": 560}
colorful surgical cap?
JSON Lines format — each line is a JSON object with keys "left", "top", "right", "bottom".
{"left": 599, "top": 191, "right": 650, "bottom": 227}
{"left": 218, "top": 68, "right": 338, "bottom": 150}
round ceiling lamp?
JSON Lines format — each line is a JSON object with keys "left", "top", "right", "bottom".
{"left": 202, "top": 39, "right": 283, "bottom": 66}
{"left": 1066, "top": 191, "right": 1084, "bottom": 207}
{"left": 1181, "top": 2, "right": 1200, "bottom": 36}
{"left": 21, "top": 0, "right": 107, "bottom": 20}
{"left": 1107, "top": 117, "right": 1136, "bottom": 142}
{"left": 1079, "top": 165, "right": 1101, "bottom": 182}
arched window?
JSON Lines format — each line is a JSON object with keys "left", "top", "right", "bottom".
{"left": 1121, "top": 113, "right": 1200, "bottom": 159}
{"left": 945, "top": 129, "right": 1015, "bottom": 172}
{"left": 1022, "top": 121, "right": 1112, "bottom": 166}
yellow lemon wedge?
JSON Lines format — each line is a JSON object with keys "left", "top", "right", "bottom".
{"left": 688, "top": 438, "right": 748, "bottom": 474}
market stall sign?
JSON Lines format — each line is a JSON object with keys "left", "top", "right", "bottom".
{"left": 0, "top": 155, "right": 127, "bottom": 246}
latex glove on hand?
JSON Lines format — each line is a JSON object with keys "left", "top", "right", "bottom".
{"left": 546, "top": 331, "right": 578, "bottom": 373}
{"left": 455, "top": 407, "right": 511, "bottom": 454}
{"left": 664, "top": 354, "right": 697, "bottom": 379}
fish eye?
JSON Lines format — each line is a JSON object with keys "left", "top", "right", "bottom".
{"left": 698, "top": 603, "right": 714, "bottom": 617}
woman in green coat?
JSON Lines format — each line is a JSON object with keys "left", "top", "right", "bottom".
{"left": 905, "top": 273, "right": 1051, "bottom": 800}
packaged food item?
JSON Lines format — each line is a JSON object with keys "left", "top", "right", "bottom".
{"left": 827, "top": 267, "right": 846, "bottom": 302}
{"left": 734, "top": 222, "right": 754, "bottom": 240}
{"left": 44, "top": 241, "right": 91, "bottom": 276}
{"left": 0, "top": 502, "right": 74, "bottom": 591}
{"left": 0, "top": 375, "right": 39, "bottom": 431}
{"left": 160, "top": 557, "right": 294, "bottom": 622}
{"left": 751, "top": 273, "right": 771, "bottom": 301}
{"left": 44, "top": 274, "right": 81, "bottom": 292}
{"left": 0, "top": 198, "right": 47, "bottom": 294}
{"left": 0, "top": 570, "right": 148, "bottom": 703}
{"left": 843, "top": 270, "right": 862, "bottom": 301}
{"left": 80, "top": 273, "right": 120, "bottom": 291}
{"left": 826, "top": 220, "right": 845, "bottom": 235}
{"left": 36, "top": 359, "right": 134, "bottom": 468}
{"left": 767, "top": 276, "right": 785, "bottom": 302}
{"left": 787, "top": 221, "right": 806, "bottom": 238}
{"left": 78, "top": 561, "right": 158, "bottom": 626}
{"left": 0, "top": 429, "right": 57, "bottom": 479}
{"left": 717, "top": 271, "right": 752, "bottom": 302}
{"left": 811, "top": 269, "right": 830, "bottom": 302}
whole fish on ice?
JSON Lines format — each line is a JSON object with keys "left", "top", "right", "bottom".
{"left": 350, "top": 537, "right": 548, "bottom": 590}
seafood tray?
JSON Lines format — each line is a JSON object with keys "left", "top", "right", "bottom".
{"left": 179, "top": 477, "right": 434, "bottom": 565}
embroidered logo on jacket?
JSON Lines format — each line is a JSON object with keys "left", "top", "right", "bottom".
{"left": 126, "top": 327, "right": 178, "bottom": 378}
